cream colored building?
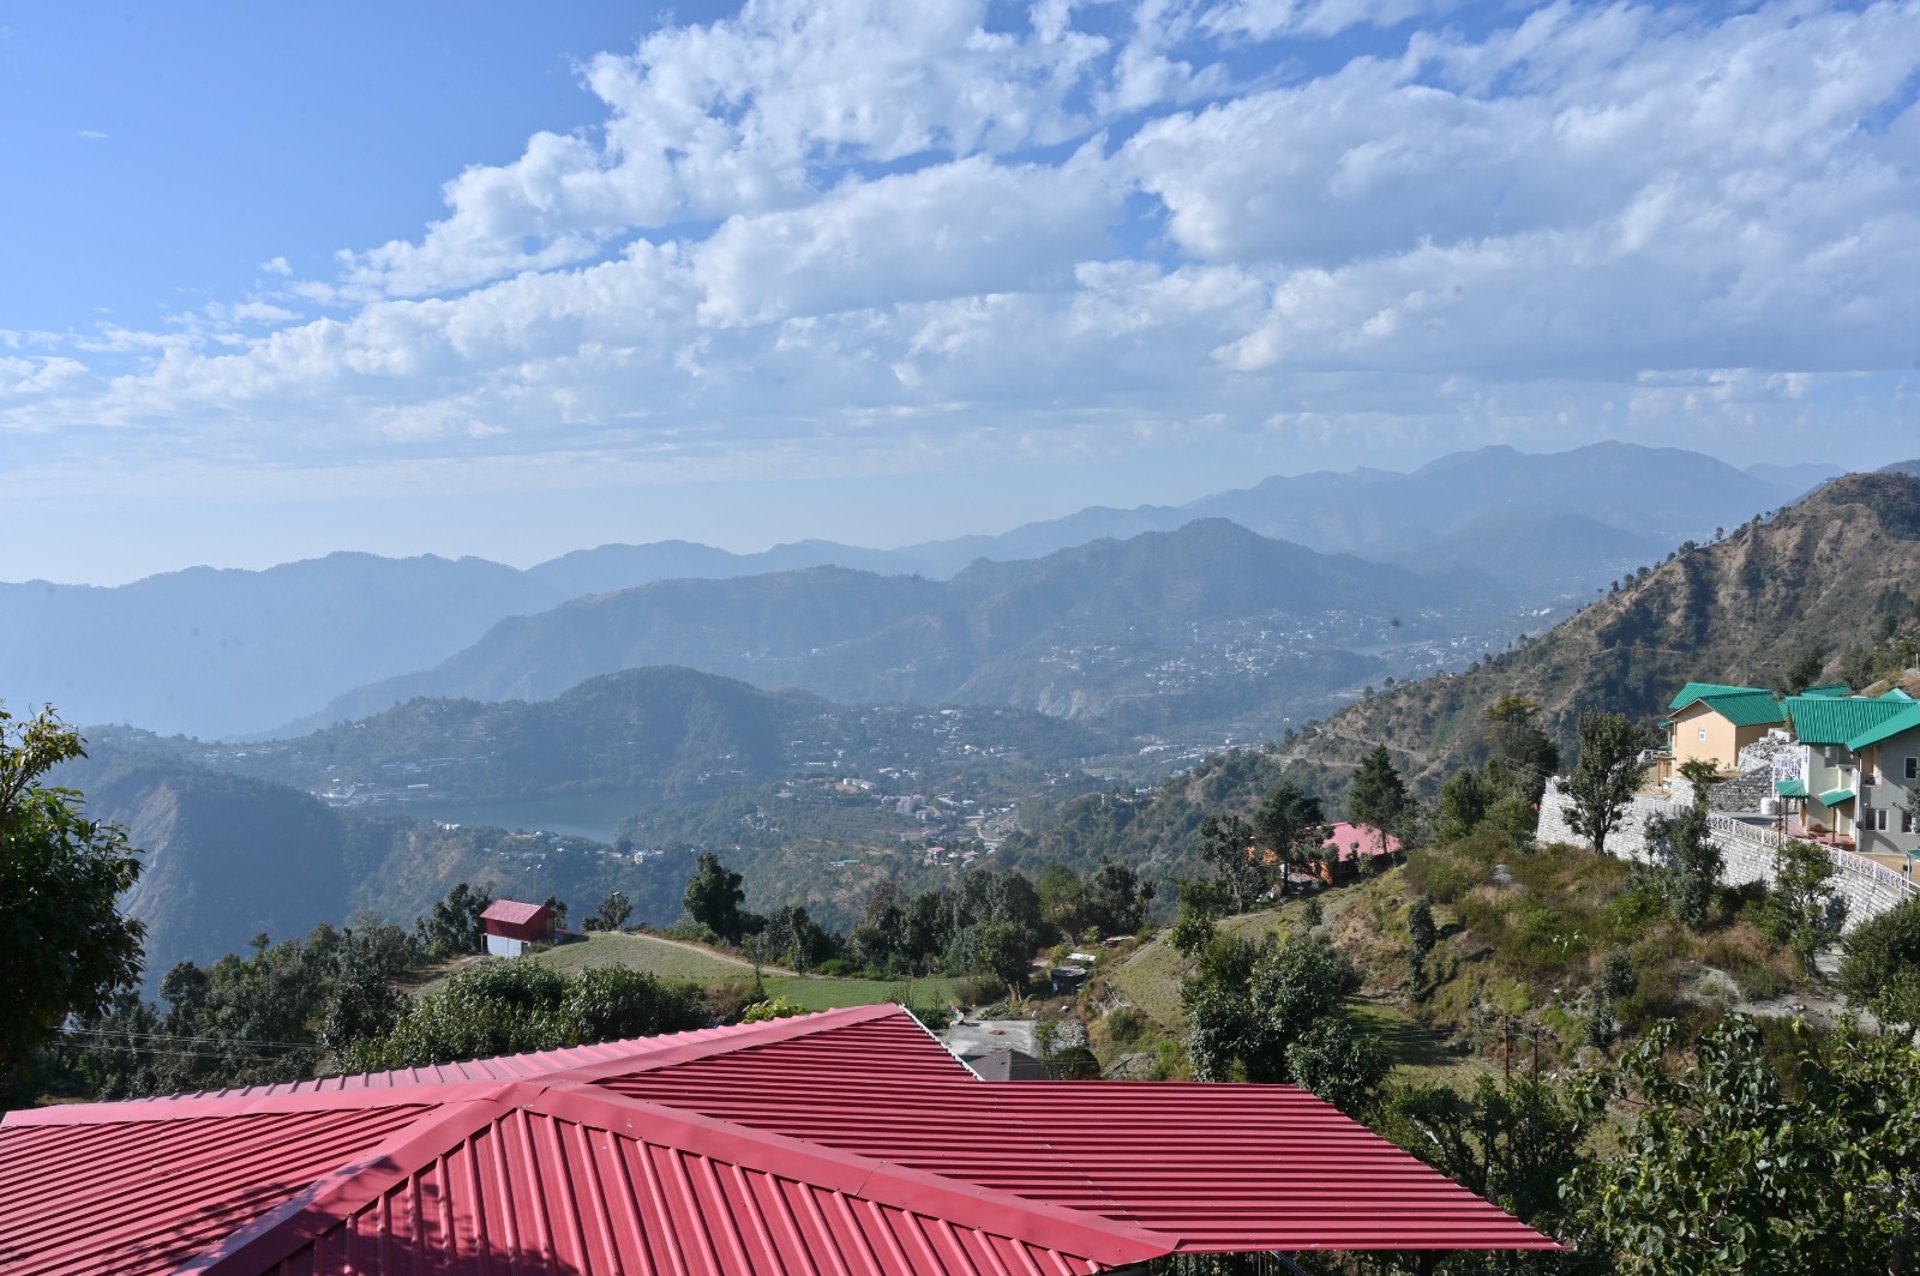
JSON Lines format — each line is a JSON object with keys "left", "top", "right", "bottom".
{"left": 1661, "top": 683, "right": 1786, "bottom": 779}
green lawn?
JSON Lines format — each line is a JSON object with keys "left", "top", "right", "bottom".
{"left": 763, "top": 976, "right": 956, "bottom": 1013}
{"left": 420, "top": 931, "right": 949, "bottom": 1016}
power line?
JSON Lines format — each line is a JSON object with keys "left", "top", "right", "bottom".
{"left": 57, "top": 1027, "right": 318, "bottom": 1055}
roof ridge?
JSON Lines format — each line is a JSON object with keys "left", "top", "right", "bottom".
{"left": 548, "top": 1001, "right": 903, "bottom": 1087}
{"left": 528, "top": 1080, "right": 1174, "bottom": 1266}
{"left": 1, "top": 1006, "right": 897, "bottom": 1124}
{"left": 173, "top": 1095, "right": 515, "bottom": 1275}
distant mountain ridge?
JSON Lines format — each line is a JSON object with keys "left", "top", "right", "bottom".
{"left": 2, "top": 443, "right": 1832, "bottom": 738}
{"left": 297, "top": 520, "right": 1447, "bottom": 736}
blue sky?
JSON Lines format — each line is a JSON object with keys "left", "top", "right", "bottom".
{"left": 4, "top": 0, "right": 1919, "bottom": 583}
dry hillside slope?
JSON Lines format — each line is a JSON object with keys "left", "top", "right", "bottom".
{"left": 1305, "top": 471, "right": 1920, "bottom": 788}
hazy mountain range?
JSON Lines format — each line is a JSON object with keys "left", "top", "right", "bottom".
{"left": 3, "top": 443, "right": 1840, "bottom": 738}
{"left": 296, "top": 519, "right": 1446, "bottom": 738}
{"left": 56, "top": 463, "right": 1920, "bottom": 980}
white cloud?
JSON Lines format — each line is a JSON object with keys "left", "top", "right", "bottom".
{"left": 75, "top": 129, "right": 109, "bottom": 141}
{"left": 10, "top": 0, "right": 1920, "bottom": 527}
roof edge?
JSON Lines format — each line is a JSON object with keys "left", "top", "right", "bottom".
{"left": 0, "top": 1080, "right": 475, "bottom": 1127}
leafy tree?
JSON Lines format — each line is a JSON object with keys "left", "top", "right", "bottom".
{"left": 317, "top": 922, "right": 416, "bottom": 1054}
{"left": 1254, "top": 781, "right": 1327, "bottom": 899}
{"left": 849, "top": 881, "right": 905, "bottom": 970}
{"left": 1646, "top": 799, "right": 1720, "bottom": 928}
{"left": 582, "top": 891, "right": 634, "bottom": 932}
{"left": 1184, "top": 932, "right": 1385, "bottom": 1114}
{"left": 1080, "top": 856, "right": 1153, "bottom": 936}
{"left": 75, "top": 919, "right": 422, "bottom": 1098}
{"left": 1757, "top": 839, "right": 1846, "bottom": 965}
{"left": 1347, "top": 746, "right": 1410, "bottom": 856}
{"left": 759, "top": 903, "right": 834, "bottom": 973}
{"left": 1407, "top": 895, "right": 1436, "bottom": 987}
{"left": 1483, "top": 696, "right": 1560, "bottom": 804}
{"left": 682, "top": 851, "right": 747, "bottom": 942}
{"left": 955, "top": 920, "right": 1032, "bottom": 1001}
{"left": 1389, "top": 1074, "right": 1599, "bottom": 1253}
{"left": 417, "top": 882, "right": 492, "bottom": 957}
{"left": 1772, "top": 645, "right": 1829, "bottom": 697}
{"left": 1566, "top": 1017, "right": 1920, "bottom": 1273}
{"left": 542, "top": 895, "right": 569, "bottom": 930}
{"left": 1435, "top": 766, "right": 1492, "bottom": 844}
{"left": 1840, "top": 898, "right": 1920, "bottom": 1030}
{"left": 1196, "top": 813, "right": 1268, "bottom": 912}
{"left": 1677, "top": 756, "right": 1722, "bottom": 798}
{"left": 1, "top": 705, "right": 145, "bottom": 1087}
{"left": 1050, "top": 1045, "right": 1101, "bottom": 1080}
{"left": 1034, "top": 862, "right": 1085, "bottom": 935}
{"left": 1168, "top": 878, "right": 1223, "bottom": 956}
{"left": 1563, "top": 712, "right": 1653, "bottom": 859}
{"left": 344, "top": 961, "right": 706, "bottom": 1071}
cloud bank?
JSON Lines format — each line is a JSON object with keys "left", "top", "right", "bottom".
{"left": 7, "top": 0, "right": 1920, "bottom": 512}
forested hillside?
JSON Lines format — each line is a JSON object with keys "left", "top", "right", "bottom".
{"left": 52, "top": 748, "right": 698, "bottom": 983}
{"left": 1297, "top": 471, "right": 1920, "bottom": 788}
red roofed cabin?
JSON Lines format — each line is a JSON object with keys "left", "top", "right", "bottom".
{"left": 1316, "top": 821, "right": 1404, "bottom": 884}
{"left": 480, "top": 897, "right": 555, "bottom": 957}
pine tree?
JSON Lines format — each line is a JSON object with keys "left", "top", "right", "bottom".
{"left": 1346, "top": 746, "right": 1410, "bottom": 858}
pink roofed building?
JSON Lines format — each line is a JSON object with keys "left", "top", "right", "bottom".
{"left": 479, "top": 897, "right": 555, "bottom": 957}
{"left": 1316, "top": 821, "right": 1404, "bottom": 884}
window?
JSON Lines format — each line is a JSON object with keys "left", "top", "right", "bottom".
{"left": 1907, "top": 756, "right": 1918, "bottom": 780}
{"left": 1698, "top": 727, "right": 1709, "bottom": 741}
{"left": 1866, "top": 808, "right": 1888, "bottom": 833}
{"left": 1905, "top": 809, "right": 1916, "bottom": 835}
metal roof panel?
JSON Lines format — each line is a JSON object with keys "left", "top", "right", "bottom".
{"left": 0, "top": 1005, "right": 1559, "bottom": 1272}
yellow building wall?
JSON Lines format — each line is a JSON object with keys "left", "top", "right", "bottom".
{"left": 1667, "top": 704, "right": 1763, "bottom": 773}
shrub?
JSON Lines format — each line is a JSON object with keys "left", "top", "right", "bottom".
{"left": 952, "top": 974, "right": 1004, "bottom": 1008}
{"left": 1106, "top": 1006, "right": 1145, "bottom": 1044}
{"left": 742, "top": 996, "right": 806, "bottom": 1023}
{"left": 1406, "top": 850, "right": 1484, "bottom": 905}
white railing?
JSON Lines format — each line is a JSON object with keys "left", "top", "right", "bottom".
{"left": 1546, "top": 781, "right": 1920, "bottom": 913}
{"left": 1704, "top": 811, "right": 1920, "bottom": 902}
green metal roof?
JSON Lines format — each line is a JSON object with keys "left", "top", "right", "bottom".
{"left": 1785, "top": 695, "right": 1914, "bottom": 746}
{"left": 1775, "top": 779, "right": 1807, "bottom": 798}
{"left": 1802, "top": 684, "right": 1854, "bottom": 698}
{"left": 1700, "top": 692, "right": 1790, "bottom": 727}
{"left": 1848, "top": 702, "right": 1920, "bottom": 753}
{"left": 1818, "top": 788, "right": 1855, "bottom": 807}
{"left": 1668, "top": 682, "right": 1768, "bottom": 711}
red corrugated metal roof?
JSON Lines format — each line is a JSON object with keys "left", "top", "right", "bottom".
{"left": 480, "top": 898, "right": 551, "bottom": 926}
{"left": 0, "top": 1004, "right": 1559, "bottom": 1273}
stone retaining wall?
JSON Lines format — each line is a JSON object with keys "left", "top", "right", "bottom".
{"left": 1537, "top": 780, "right": 1916, "bottom": 931}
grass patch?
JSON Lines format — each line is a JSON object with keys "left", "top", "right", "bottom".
{"left": 527, "top": 931, "right": 752, "bottom": 982}
{"left": 761, "top": 976, "right": 955, "bottom": 1012}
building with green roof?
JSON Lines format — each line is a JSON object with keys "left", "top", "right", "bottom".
{"left": 1849, "top": 701, "right": 1920, "bottom": 858}
{"left": 1779, "top": 695, "right": 1916, "bottom": 848}
{"left": 1661, "top": 683, "right": 1788, "bottom": 782}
